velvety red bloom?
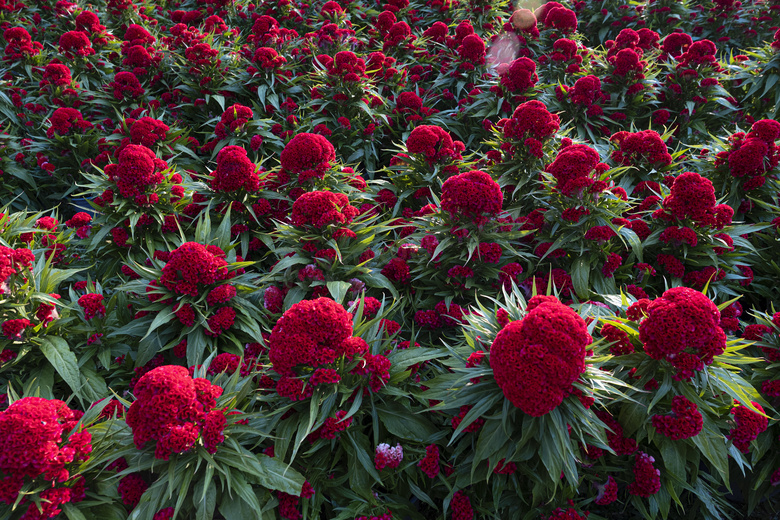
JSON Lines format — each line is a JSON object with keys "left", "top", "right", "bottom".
{"left": 104, "top": 144, "right": 167, "bottom": 199}
{"left": 628, "top": 452, "right": 661, "bottom": 497}
{"left": 291, "top": 191, "right": 358, "bottom": 228}
{"left": 678, "top": 39, "right": 718, "bottom": 68}
{"left": 451, "top": 405, "right": 484, "bottom": 433}
{"left": 160, "top": 242, "right": 229, "bottom": 297}
{"left": 440, "top": 170, "right": 502, "bottom": 224}
{"left": 208, "top": 352, "right": 241, "bottom": 374}
{"left": 602, "top": 253, "right": 622, "bottom": 278}
{"left": 202, "top": 409, "right": 227, "bottom": 453}
{"left": 311, "top": 410, "right": 352, "bottom": 440}
{"left": 458, "top": 34, "right": 485, "bottom": 65}
{"left": 381, "top": 257, "right": 411, "bottom": 284}
{"left": 129, "top": 117, "right": 169, "bottom": 147}
{"left": 595, "top": 476, "right": 618, "bottom": 505}
{"left": 418, "top": 444, "right": 440, "bottom": 478}
{"left": 215, "top": 104, "right": 253, "bottom": 139}
{"left": 205, "top": 307, "right": 235, "bottom": 337}
{"left": 125, "top": 365, "right": 224, "bottom": 460}
{"left": 3, "top": 27, "right": 43, "bottom": 61}
{"left": 353, "top": 352, "right": 391, "bottom": 392}
{"left": 651, "top": 395, "right": 703, "bottom": 440}
{"left": 58, "top": 31, "right": 94, "bottom": 58}
{"left": 153, "top": 507, "right": 175, "bottom": 520}
{"left": 280, "top": 133, "right": 335, "bottom": 181}
{"left": 0, "top": 397, "right": 89, "bottom": 498}
{"left": 77, "top": 293, "right": 105, "bottom": 320}
{"left": 406, "top": 125, "right": 457, "bottom": 163}
{"left": 2, "top": 318, "right": 31, "bottom": 339}
{"left": 544, "top": 6, "right": 578, "bottom": 33}
{"left": 269, "top": 298, "right": 355, "bottom": 376}
{"left": 47, "top": 107, "right": 92, "bottom": 138}
{"left": 662, "top": 33, "right": 692, "bottom": 58}
{"left": 659, "top": 226, "right": 698, "bottom": 247}
{"left": 547, "top": 144, "right": 600, "bottom": 196}
{"left": 451, "top": 491, "right": 474, "bottom": 520}
{"left": 570, "top": 75, "right": 603, "bottom": 107}
{"left": 490, "top": 296, "right": 591, "bottom": 416}
{"left": 601, "top": 323, "right": 634, "bottom": 355}
{"left": 374, "top": 443, "right": 403, "bottom": 470}
{"left": 118, "top": 473, "right": 147, "bottom": 508}
{"left": 108, "top": 71, "right": 145, "bottom": 100}
{"left": 639, "top": 287, "right": 725, "bottom": 371}
{"left": 661, "top": 172, "right": 716, "bottom": 226}
{"left": 40, "top": 63, "right": 72, "bottom": 88}
{"left": 210, "top": 145, "right": 259, "bottom": 192}
{"left": 728, "top": 402, "right": 768, "bottom": 453}
{"left": 498, "top": 58, "right": 537, "bottom": 95}
{"left": 503, "top": 100, "right": 560, "bottom": 143}
{"left": 610, "top": 130, "right": 672, "bottom": 167}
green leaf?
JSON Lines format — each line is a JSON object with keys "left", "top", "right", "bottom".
{"left": 571, "top": 257, "right": 591, "bottom": 299}
{"left": 252, "top": 456, "right": 306, "bottom": 495}
{"left": 61, "top": 503, "right": 88, "bottom": 520}
{"left": 326, "top": 281, "right": 353, "bottom": 305}
{"left": 377, "top": 405, "right": 437, "bottom": 442}
{"left": 39, "top": 337, "right": 82, "bottom": 400}
{"left": 142, "top": 308, "right": 175, "bottom": 340}
{"left": 195, "top": 479, "right": 217, "bottom": 520}
{"left": 79, "top": 365, "right": 109, "bottom": 402}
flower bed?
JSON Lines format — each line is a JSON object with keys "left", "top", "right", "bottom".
{"left": 2, "top": 0, "right": 780, "bottom": 519}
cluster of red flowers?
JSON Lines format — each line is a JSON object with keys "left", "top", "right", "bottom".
{"left": 125, "top": 365, "right": 226, "bottom": 459}
{"left": 547, "top": 144, "right": 602, "bottom": 197}
{"left": 104, "top": 144, "right": 168, "bottom": 199}
{"left": 418, "top": 444, "right": 440, "bottom": 478}
{"left": 39, "top": 62, "right": 72, "bottom": 90}
{"left": 728, "top": 402, "right": 768, "bottom": 453}
{"left": 159, "top": 242, "right": 230, "bottom": 297}
{"left": 0, "top": 397, "right": 91, "bottom": 513}
{"left": 58, "top": 31, "right": 94, "bottom": 59}
{"left": 638, "top": 287, "right": 726, "bottom": 378}
{"left": 374, "top": 443, "right": 403, "bottom": 470}
{"left": 657, "top": 171, "right": 730, "bottom": 228}
{"left": 499, "top": 57, "right": 538, "bottom": 93}
{"left": 0, "top": 245, "right": 34, "bottom": 288}
{"left": 609, "top": 130, "right": 672, "bottom": 168}
{"left": 250, "top": 47, "right": 287, "bottom": 73}
{"left": 714, "top": 119, "right": 780, "bottom": 191}
{"left": 290, "top": 190, "right": 359, "bottom": 228}
{"left": 563, "top": 75, "right": 605, "bottom": 111}
{"left": 405, "top": 125, "right": 462, "bottom": 164}
{"left": 269, "top": 297, "right": 358, "bottom": 375}
{"left": 543, "top": 5, "right": 578, "bottom": 33}
{"left": 215, "top": 104, "right": 253, "bottom": 140}
{"left": 210, "top": 145, "right": 260, "bottom": 192}
{"left": 77, "top": 293, "right": 106, "bottom": 320}
{"left": 440, "top": 170, "right": 503, "bottom": 225}
{"left": 600, "top": 324, "right": 634, "bottom": 356}
{"left": 651, "top": 395, "right": 703, "bottom": 440}
{"left": 501, "top": 100, "right": 560, "bottom": 158}
{"left": 490, "top": 295, "right": 591, "bottom": 416}
{"left": 594, "top": 476, "right": 618, "bottom": 506}
{"left": 107, "top": 71, "right": 145, "bottom": 100}
{"left": 450, "top": 491, "right": 474, "bottom": 520}
{"left": 279, "top": 132, "right": 336, "bottom": 182}
{"left": 47, "top": 107, "right": 92, "bottom": 138}
{"left": 3, "top": 27, "right": 42, "bottom": 61}
{"left": 628, "top": 452, "right": 661, "bottom": 497}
